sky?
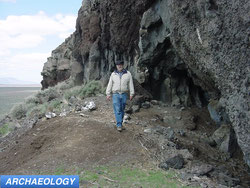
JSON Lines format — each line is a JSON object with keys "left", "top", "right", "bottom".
{"left": 0, "top": 0, "right": 82, "bottom": 84}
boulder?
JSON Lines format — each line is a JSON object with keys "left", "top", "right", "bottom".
{"left": 59, "top": 111, "right": 67, "bottom": 117}
{"left": 125, "top": 107, "right": 133, "bottom": 114}
{"left": 178, "top": 130, "right": 186, "bottom": 137}
{"left": 190, "top": 163, "right": 214, "bottom": 176}
{"left": 203, "top": 137, "right": 217, "bottom": 147}
{"left": 68, "top": 96, "right": 79, "bottom": 105}
{"left": 82, "top": 101, "right": 97, "bottom": 111}
{"left": 131, "top": 95, "right": 145, "bottom": 106}
{"left": 159, "top": 154, "right": 184, "bottom": 170}
{"left": 144, "top": 128, "right": 152, "bottom": 133}
{"left": 45, "top": 112, "right": 56, "bottom": 119}
{"left": 207, "top": 99, "right": 231, "bottom": 126}
{"left": 150, "top": 100, "right": 159, "bottom": 105}
{"left": 123, "top": 114, "right": 130, "bottom": 120}
{"left": 151, "top": 126, "right": 175, "bottom": 141}
{"left": 210, "top": 170, "right": 240, "bottom": 187}
{"left": 184, "top": 115, "right": 198, "bottom": 131}
{"left": 212, "top": 124, "right": 237, "bottom": 157}
{"left": 132, "top": 105, "right": 140, "bottom": 113}
{"left": 207, "top": 99, "right": 222, "bottom": 125}
{"left": 141, "top": 101, "right": 150, "bottom": 109}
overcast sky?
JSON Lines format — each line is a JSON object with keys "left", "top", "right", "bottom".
{"left": 0, "top": 0, "right": 82, "bottom": 83}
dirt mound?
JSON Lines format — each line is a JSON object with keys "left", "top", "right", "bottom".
{"left": 0, "top": 96, "right": 249, "bottom": 187}
{"left": 0, "top": 114, "right": 147, "bottom": 175}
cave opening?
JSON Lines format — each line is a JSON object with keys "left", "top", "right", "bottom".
{"left": 146, "top": 67, "right": 209, "bottom": 108}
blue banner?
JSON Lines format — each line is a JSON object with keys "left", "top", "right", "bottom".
{"left": 0, "top": 175, "right": 79, "bottom": 188}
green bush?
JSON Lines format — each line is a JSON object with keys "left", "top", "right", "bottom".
{"left": 63, "top": 80, "right": 104, "bottom": 100}
{"left": 56, "top": 80, "right": 74, "bottom": 91}
{"left": 78, "top": 80, "right": 103, "bottom": 99}
{"left": 36, "top": 87, "right": 60, "bottom": 103}
{"left": 37, "top": 103, "right": 48, "bottom": 115}
{"left": 48, "top": 99, "right": 62, "bottom": 112}
{"left": 64, "top": 86, "right": 82, "bottom": 100}
{"left": 26, "top": 102, "right": 37, "bottom": 109}
{"left": 25, "top": 95, "right": 40, "bottom": 104}
{"left": 9, "top": 80, "right": 105, "bottom": 119}
{"left": 26, "top": 103, "right": 48, "bottom": 118}
{"left": 50, "top": 99, "right": 61, "bottom": 109}
{"left": 26, "top": 99, "right": 64, "bottom": 117}
{"left": 101, "top": 87, "right": 106, "bottom": 95}
{"left": 10, "top": 103, "right": 27, "bottom": 119}
{"left": 26, "top": 98, "right": 65, "bottom": 118}
{"left": 0, "top": 124, "right": 11, "bottom": 136}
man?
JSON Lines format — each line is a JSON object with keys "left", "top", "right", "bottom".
{"left": 106, "top": 60, "right": 135, "bottom": 132}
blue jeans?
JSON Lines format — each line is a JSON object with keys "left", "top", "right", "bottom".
{"left": 112, "top": 93, "right": 127, "bottom": 127}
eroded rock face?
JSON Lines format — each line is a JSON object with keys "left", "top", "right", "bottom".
{"left": 72, "top": 0, "right": 155, "bottom": 86}
{"left": 161, "top": 0, "right": 250, "bottom": 167}
{"left": 41, "top": 34, "right": 83, "bottom": 88}
{"left": 41, "top": 0, "right": 250, "bottom": 167}
{"left": 41, "top": 0, "right": 154, "bottom": 89}
{"left": 137, "top": 0, "right": 250, "bottom": 167}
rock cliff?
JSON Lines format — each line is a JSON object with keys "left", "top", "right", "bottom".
{"left": 41, "top": 0, "right": 250, "bottom": 167}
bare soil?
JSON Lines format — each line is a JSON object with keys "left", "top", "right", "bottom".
{"left": 0, "top": 97, "right": 150, "bottom": 175}
{"left": 0, "top": 96, "right": 249, "bottom": 187}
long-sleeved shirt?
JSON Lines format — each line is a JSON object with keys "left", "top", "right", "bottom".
{"left": 106, "top": 69, "right": 135, "bottom": 97}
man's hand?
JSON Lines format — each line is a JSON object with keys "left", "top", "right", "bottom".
{"left": 106, "top": 95, "right": 111, "bottom": 101}
{"left": 130, "top": 95, "right": 133, "bottom": 101}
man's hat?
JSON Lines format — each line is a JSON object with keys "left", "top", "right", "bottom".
{"left": 115, "top": 60, "right": 124, "bottom": 65}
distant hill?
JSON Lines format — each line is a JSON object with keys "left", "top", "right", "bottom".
{"left": 0, "top": 84, "right": 41, "bottom": 87}
{"left": 0, "top": 77, "right": 40, "bottom": 86}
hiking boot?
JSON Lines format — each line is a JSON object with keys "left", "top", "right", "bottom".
{"left": 117, "top": 126, "right": 122, "bottom": 132}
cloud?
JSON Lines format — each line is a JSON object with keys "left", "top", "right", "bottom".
{"left": 0, "top": 52, "right": 50, "bottom": 83}
{"left": 0, "top": 11, "right": 77, "bottom": 50}
{"left": 0, "top": 11, "right": 77, "bottom": 82}
{"left": 0, "top": 33, "right": 44, "bottom": 49}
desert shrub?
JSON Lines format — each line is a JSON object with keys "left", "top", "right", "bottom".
{"left": 25, "top": 95, "right": 40, "bottom": 104}
{"left": 0, "top": 124, "right": 9, "bottom": 136}
{"left": 48, "top": 99, "right": 62, "bottom": 112}
{"left": 37, "top": 103, "right": 48, "bottom": 115}
{"left": 0, "top": 124, "right": 10, "bottom": 136}
{"left": 64, "top": 86, "right": 82, "bottom": 100}
{"left": 36, "top": 87, "right": 60, "bottom": 103}
{"left": 26, "top": 98, "right": 64, "bottom": 117}
{"left": 63, "top": 81, "right": 104, "bottom": 100}
{"left": 56, "top": 80, "right": 74, "bottom": 91}
{"left": 101, "top": 87, "right": 106, "bottom": 95}
{"left": 50, "top": 99, "right": 61, "bottom": 109}
{"left": 26, "top": 102, "right": 37, "bottom": 111}
{"left": 10, "top": 103, "right": 27, "bottom": 119}
{"left": 26, "top": 103, "right": 48, "bottom": 118}
{"left": 78, "top": 80, "right": 103, "bottom": 99}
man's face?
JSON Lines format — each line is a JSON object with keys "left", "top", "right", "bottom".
{"left": 116, "top": 64, "right": 123, "bottom": 72}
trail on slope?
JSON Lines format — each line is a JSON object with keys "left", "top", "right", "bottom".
{"left": 0, "top": 96, "right": 249, "bottom": 187}
{"left": 0, "top": 96, "right": 149, "bottom": 174}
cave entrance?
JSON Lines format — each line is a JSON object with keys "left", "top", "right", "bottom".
{"left": 146, "top": 68, "right": 208, "bottom": 108}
